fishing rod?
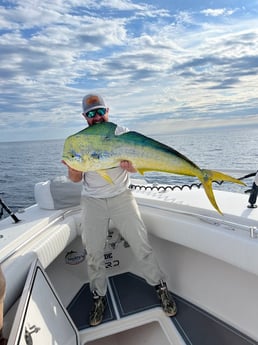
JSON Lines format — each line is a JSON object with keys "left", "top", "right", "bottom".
{"left": 238, "top": 171, "right": 257, "bottom": 180}
{"left": 0, "top": 198, "right": 21, "bottom": 223}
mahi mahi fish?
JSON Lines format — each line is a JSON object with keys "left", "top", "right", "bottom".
{"left": 62, "top": 122, "right": 245, "bottom": 214}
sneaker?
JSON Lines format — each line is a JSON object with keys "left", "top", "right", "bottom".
{"left": 89, "top": 292, "right": 106, "bottom": 326}
{"left": 156, "top": 281, "right": 177, "bottom": 317}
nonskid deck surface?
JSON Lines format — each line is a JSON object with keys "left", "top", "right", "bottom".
{"left": 67, "top": 272, "right": 256, "bottom": 345}
{"left": 67, "top": 272, "right": 160, "bottom": 329}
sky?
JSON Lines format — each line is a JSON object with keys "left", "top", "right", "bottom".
{"left": 0, "top": 0, "right": 258, "bottom": 142}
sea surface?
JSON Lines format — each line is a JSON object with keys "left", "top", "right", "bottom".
{"left": 0, "top": 125, "right": 257, "bottom": 218}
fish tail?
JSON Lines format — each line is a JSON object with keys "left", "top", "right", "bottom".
{"left": 198, "top": 169, "right": 246, "bottom": 215}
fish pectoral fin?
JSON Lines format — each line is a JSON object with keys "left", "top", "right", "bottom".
{"left": 97, "top": 170, "right": 113, "bottom": 184}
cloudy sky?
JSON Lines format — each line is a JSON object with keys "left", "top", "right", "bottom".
{"left": 1, "top": 0, "right": 258, "bottom": 142}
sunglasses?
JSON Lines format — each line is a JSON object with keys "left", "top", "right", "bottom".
{"left": 85, "top": 108, "right": 106, "bottom": 118}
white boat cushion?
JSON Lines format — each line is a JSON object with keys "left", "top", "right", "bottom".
{"left": 3, "top": 216, "right": 80, "bottom": 313}
{"left": 34, "top": 176, "right": 82, "bottom": 210}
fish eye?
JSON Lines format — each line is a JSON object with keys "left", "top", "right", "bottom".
{"left": 74, "top": 153, "right": 82, "bottom": 162}
{"left": 70, "top": 151, "right": 82, "bottom": 162}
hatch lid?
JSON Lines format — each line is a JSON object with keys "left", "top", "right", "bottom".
{"left": 8, "top": 259, "right": 80, "bottom": 345}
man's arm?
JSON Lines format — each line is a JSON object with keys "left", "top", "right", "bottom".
{"left": 62, "top": 160, "right": 83, "bottom": 182}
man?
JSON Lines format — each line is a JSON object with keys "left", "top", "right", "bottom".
{"left": 64, "top": 93, "right": 177, "bottom": 326}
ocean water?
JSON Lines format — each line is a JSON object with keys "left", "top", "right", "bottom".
{"left": 0, "top": 125, "right": 257, "bottom": 217}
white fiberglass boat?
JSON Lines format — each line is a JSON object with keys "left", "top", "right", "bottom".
{"left": 0, "top": 170, "right": 257, "bottom": 345}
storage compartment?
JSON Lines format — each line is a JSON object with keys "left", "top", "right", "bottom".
{"left": 85, "top": 321, "right": 171, "bottom": 345}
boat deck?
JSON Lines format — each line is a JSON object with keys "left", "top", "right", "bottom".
{"left": 67, "top": 272, "right": 256, "bottom": 345}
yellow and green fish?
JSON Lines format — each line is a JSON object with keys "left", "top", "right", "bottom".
{"left": 62, "top": 122, "right": 245, "bottom": 214}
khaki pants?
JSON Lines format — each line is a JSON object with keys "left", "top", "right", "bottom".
{"left": 81, "top": 189, "right": 165, "bottom": 296}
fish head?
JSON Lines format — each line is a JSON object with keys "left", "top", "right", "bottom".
{"left": 62, "top": 123, "right": 120, "bottom": 172}
{"left": 62, "top": 134, "right": 91, "bottom": 172}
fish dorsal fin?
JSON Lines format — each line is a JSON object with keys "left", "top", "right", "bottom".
{"left": 97, "top": 170, "right": 113, "bottom": 184}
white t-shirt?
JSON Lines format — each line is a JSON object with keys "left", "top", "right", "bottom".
{"left": 81, "top": 124, "right": 131, "bottom": 198}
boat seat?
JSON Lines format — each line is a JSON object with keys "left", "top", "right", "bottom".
{"left": 3, "top": 215, "right": 79, "bottom": 314}
{"left": 33, "top": 216, "right": 79, "bottom": 268}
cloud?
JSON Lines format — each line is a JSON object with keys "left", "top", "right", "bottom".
{"left": 201, "top": 8, "right": 236, "bottom": 17}
{"left": 0, "top": 0, "right": 258, "bottom": 141}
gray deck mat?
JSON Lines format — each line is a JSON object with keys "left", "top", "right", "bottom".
{"left": 67, "top": 272, "right": 256, "bottom": 344}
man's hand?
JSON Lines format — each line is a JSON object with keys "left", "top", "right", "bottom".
{"left": 120, "top": 160, "right": 137, "bottom": 173}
